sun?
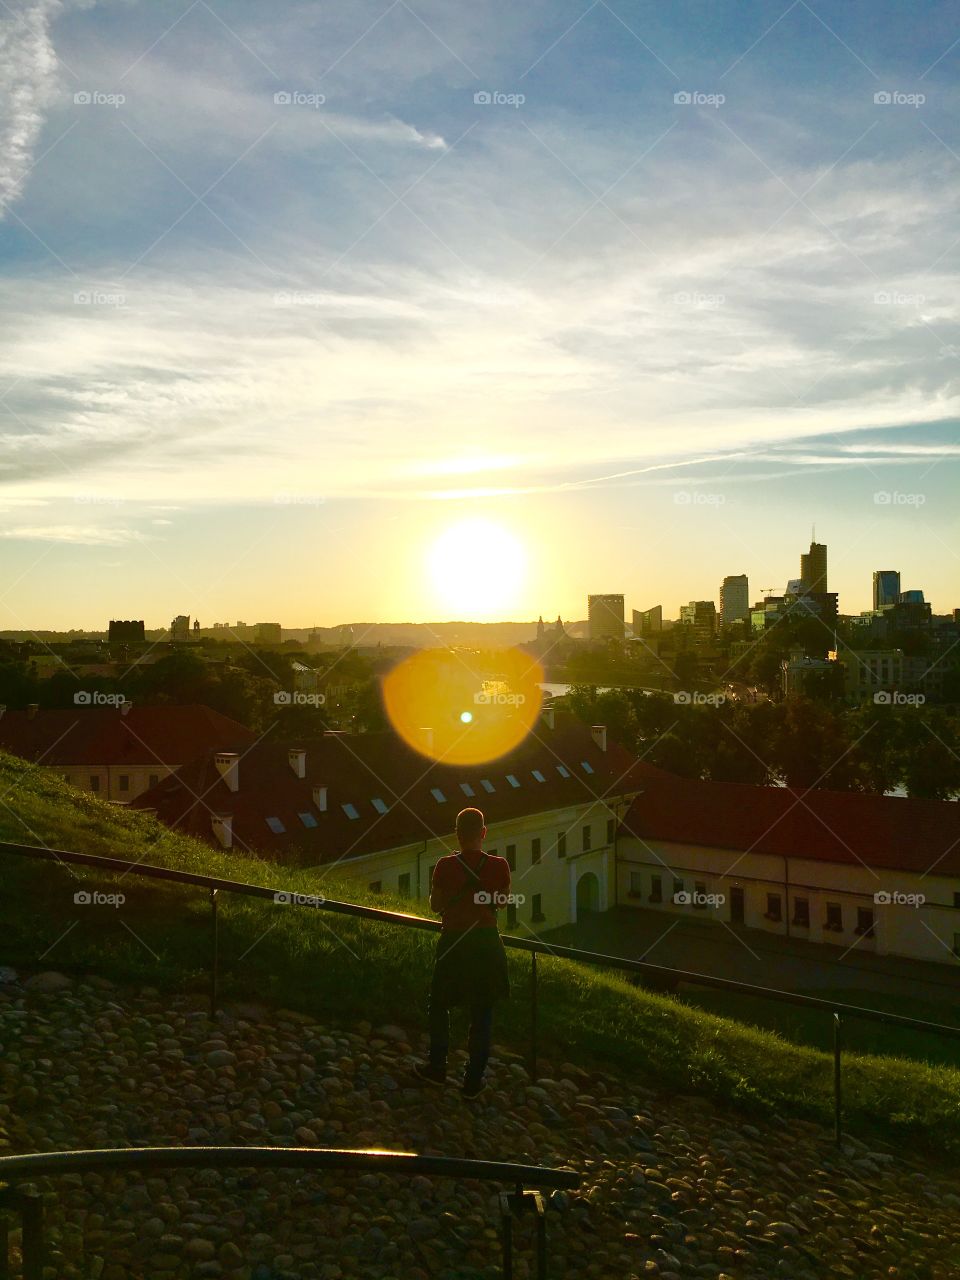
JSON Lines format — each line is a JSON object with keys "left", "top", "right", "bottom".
{"left": 426, "top": 518, "right": 527, "bottom": 619}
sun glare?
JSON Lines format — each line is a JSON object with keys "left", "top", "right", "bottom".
{"left": 427, "top": 518, "right": 527, "bottom": 619}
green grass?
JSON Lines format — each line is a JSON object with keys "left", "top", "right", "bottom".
{"left": 683, "top": 988, "right": 960, "bottom": 1069}
{"left": 2, "top": 748, "right": 960, "bottom": 1157}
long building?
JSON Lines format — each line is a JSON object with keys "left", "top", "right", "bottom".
{"left": 133, "top": 712, "right": 661, "bottom": 932}
{"left": 618, "top": 774, "right": 960, "bottom": 966}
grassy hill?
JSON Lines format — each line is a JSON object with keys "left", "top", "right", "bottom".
{"left": 3, "top": 748, "right": 960, "bottom": 1156}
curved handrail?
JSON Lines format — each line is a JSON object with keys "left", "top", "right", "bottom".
{"left": 0, "top": 1145, "right": 580, "bottom": 1188}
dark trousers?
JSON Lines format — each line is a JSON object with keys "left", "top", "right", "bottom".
{"left": 428, "top": 998, "right": 494, "bottom": 1083}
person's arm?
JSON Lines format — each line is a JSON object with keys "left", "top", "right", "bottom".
{"left": 429, "top": 860, "right": 447, "bottom": 915}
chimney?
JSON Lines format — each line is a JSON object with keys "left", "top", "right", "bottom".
{"left": 211, "top": 813, "right": 233, "bottom": 849}
{"left": 27, "top": 703, "right": 39, "bottom": 719}
{"left": 312, "top": 784, "right": 328, "bottom": 812}
{"left": 214, "top": 752, "right": 240, "bottom": 793}
{"left": 288, "top": 747, "right": 306, "bottom": 779}
{"left": 120, "top": 700, "right": 133, "bottom": 717}
{"left": 541, "top": 705, "right": 555, "bottom": 730}
{"left": 419, "top": 726, "right": 434, "bottom": 753}
{"left": 591, "top": 724, "right": 607, "bottom": 753}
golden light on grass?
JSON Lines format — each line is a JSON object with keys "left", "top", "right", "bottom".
{"left": 382, "top": 647, "right": 544, "bottom": 765}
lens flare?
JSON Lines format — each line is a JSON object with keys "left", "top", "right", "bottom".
{"left": 382, "top": 648, "right": 544, "bottom": 764}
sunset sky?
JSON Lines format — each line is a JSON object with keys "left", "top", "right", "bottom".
{"left": 1, "top": 0, "right": 959, "bottom": 628}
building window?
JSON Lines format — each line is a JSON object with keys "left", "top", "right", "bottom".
{"left": 299, "top": 812, "right": 318, "bottom": 828}
{"left": 954, "top": 892, "right": 960, "bottom": 910}
{"left": 480, "top": 779, "right": 495, "bottom": 793}
{"left": 855, "top": 907, "right": 875, "bottom": 938}
{"left": 368, "top": 880, "right": 382, "bottom": 894}
{"left": 265, "top": 816, "right": 285, "bottom": 834}
{"left": 148, "top": 774, "right": 159, "bottom": 789}
{"left": 531, "top": 893, "right": 544, "bottom": 922}
{"left": 825, "top": 902, "right": 843, "bottom": 932}
{"left": 89, "top": 776, "right": 100, "bottom": 792}
{"left": 582, "top": 825, "right": 592, "bottom": 852}
{"left": 398, "top": 873, "right": 411, "bottom": 898}
{"left": 505, "top": 845, "right": 516, "bottom": 871}
{"left": 506, "top": 902, "right": 518, "bottom": 929}
{"left": 694, "top": 881, "right": 707, "bottom": 909}
{"left": 460, "top": 782, "right": 475, "bottom": 797}
{"left": 629, "top": 871, "right": 642, "bottom": 898}
{"left": 430, "top": 788, "right": 446, "bottom": 803}
{"left": 119, "top": 775, "right": 130, "bottom": 793}
{"left": 673, "top": 878, "right": 684, "bottom": 900}
{"left": 532, "top": 770, "right": 546, "bottom": 783}
{"left": 531, "top": 837, "right": 541, "bottom": 865}
{"left": 556, "top": 765, "right": 570, "bottom": 778}
{"left": 765, "top": 893, "right": 782, "bottom": 922}
{"left": 371, "top": 797, "right": 389, "bottom": 815}
{"left": 606, "top": 817, "right": 615, "bottom": 845}
{"left": 506, "top": 774, "right": 521, "bottom": 789}
{"left": 954, "top": 932, "right": 960, "bottom": 958}
{"left": 792, "top": 897, "right": 810, "bottom": 928}
{"left": 557, "top": 832, "right": 566, "bottom": 858}
{"left": 650, "top": 875, "right": 662, "bottom": 903}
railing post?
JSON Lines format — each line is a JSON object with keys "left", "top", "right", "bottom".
{"left": 209, "top": 887, "right": 219, "bottom": 1017}
{"left": 0, "top": 1193, "right": 9, "bottom": 1280}
{"left": 499, "top": 1190, "right": 514, "bottom": 1280}
{"left": 833, "top": 1011, "right": 842, "bottom": 1146}
{"left": 20, "top": 1188, "right": 43, "bottom": 1280}
{"left": 529, "top": 951, "right": 539, "bottom": 1083}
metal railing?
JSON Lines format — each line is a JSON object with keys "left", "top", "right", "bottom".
{"left": 5, "top": 839, "right": 960, "bottom": 1150}
{"left": 0, "top": 1146, "right": 579, "bottom": 1280}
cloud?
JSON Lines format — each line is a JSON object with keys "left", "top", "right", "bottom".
{"left": 0, "top": 523, "right": 148, "bottom": 544}
{"left": 0, "top": 0, "right": 61, "bottom": 213}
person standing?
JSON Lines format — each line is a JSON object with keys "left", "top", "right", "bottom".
{"left": 415, "top": 807, "right": 511, "bottom": 1099}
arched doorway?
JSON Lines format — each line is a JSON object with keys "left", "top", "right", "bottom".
{"left": 576, "top": 871, "right": 600, "bottom": 917}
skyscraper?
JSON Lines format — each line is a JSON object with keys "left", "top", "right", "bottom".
{"left": 719, "top": 574, "right": 749, "bottom": 625}
{"left": 588, "top": 594, "right": 625, "bottom": 641}
{"left": 800, "top": 539, "right": 828, "bottom": 594}
{"left": 873, "top": 570, "right": 901, "bottom": 611}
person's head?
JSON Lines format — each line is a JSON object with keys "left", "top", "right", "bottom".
{"left": 456, "top": 806, "right": 486, "bottom": 850}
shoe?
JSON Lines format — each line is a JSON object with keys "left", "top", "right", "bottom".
{"left": 462, "top": 1077, "right": 486, "bottom": 1100}
{"left": 414, "top": 1062, "right": 447, "bottom": 1086}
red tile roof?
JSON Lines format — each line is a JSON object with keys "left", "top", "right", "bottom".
{"left": 132, "top": 716, "right": 667, "bottom": 861}
{"left": 0, "top": 704, "right": 254, "bottom": 769}
{"left": 621, "top": 775, "right": 960, "bottom": 876}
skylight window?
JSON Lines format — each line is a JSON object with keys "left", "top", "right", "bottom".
{"left": 342, "top": 803, "right": 360, "bottom": 820}
{"left": 459, "top": 782, "right": 475, "bottom": 797}
{"left": 298, "top": 812, "right": 318, "bottom": 828}
{"left": 506, "top": 774, "right": 520, "bottom": 788}
{"left": 556, "top": 765, "right": 570, "bottom": 778}
{"left": 265, "top": 816, "right": 286, "bottom": 834}
{"left": 480, "top": 779, "right": 495, "bottom": 793}
{"left": 371, "top": 797, "right": 389, "bottom": 815}
{"left": 430, "top": 788, "right": 447, "bottom": 803}
{"left": 581, "top": 760, "right": 595, "bottom": 775}
{"left": 531, "top": 769, "right": 546, "bottom": 782}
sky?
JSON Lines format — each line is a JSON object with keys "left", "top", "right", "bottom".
{"left": 1, "top": 0, "right": 959, "bottom": 628}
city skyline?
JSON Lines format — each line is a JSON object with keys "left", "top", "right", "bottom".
{"left": 1, "top": 1, "right": 959, "bottom": 626}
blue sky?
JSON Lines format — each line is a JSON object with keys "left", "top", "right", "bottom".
{"left": 1, "top": 0, "right": 958, "bottom": 627}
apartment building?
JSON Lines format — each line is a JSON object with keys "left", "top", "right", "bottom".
{"left": 0, "top": 702, "right": 253, "bottom": 803}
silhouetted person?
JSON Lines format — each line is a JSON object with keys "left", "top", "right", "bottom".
{"left": 415, "top": 807, "right": 511, "bottom": 1099}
